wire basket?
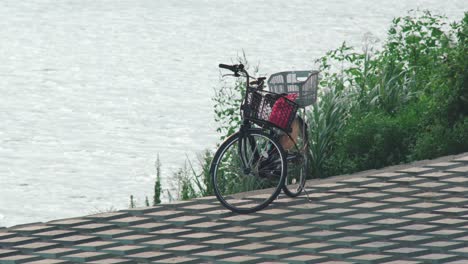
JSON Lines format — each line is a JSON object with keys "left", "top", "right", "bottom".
{"left": 267, "top": 70, "right": 319, "bottom": 107}
{"left": 243, "top": 89, "right": 298, "bottom": 132}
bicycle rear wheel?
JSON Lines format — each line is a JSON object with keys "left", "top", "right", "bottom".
{"left": 211, "top": 130, "right": 287, "bottom": 214}
{"left": 283, "top": 117, "right": 308, "bottom": 197}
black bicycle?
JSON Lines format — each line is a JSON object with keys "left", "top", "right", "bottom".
{"left": 210, "top": 63, "right": 319, "bottom": 213}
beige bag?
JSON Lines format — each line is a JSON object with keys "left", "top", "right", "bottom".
{"left": 279, "top": 118, "right": 300, "bottom": 151}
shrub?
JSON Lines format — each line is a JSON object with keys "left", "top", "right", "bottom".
{"left": 444, "top": 14, "right": 468, "bottom": 123}
{"left": 452, "top": 117, "right": 468, "bottom": 152}
{"left": 317, "top": 11, "right": 468, "bottom": 177}
{"left": 323, "top": 109, "right": 419, "bottom": 176}
{"left": 409, "top": 117, "right": 468, "bottom": 161}
{"left": 307, "top": 88, "right": 350, "bottom": 178}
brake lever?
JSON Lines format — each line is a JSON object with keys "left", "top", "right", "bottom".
{"left": 222, "top": 72, "right": 241, "bottom": 78}
{"left": 221, "top": 73, "right": 236, "bottom": 78}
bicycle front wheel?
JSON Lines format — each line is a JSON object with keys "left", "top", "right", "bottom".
{"left": 283, "top": 117, "right": 308, "bottom": 197}
{"left": 211, "top": 130, "right": 287, "bottom": 214}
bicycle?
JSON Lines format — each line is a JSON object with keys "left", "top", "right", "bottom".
{"left": 210, "top": 63, "right": 319, "bottom": 213}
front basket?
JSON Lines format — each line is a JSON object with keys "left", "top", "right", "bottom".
{"left": 243, "top": 89, "right": 298, "bottom": 132}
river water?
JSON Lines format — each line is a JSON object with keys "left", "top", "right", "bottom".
{"left": 0, "top": 0, "right": 465, "bottom": 227}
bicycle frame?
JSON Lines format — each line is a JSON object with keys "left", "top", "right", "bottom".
{"left": 235, "top": 68, "right": 308, "bottom": 171}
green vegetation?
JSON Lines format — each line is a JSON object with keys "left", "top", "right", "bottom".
{"left": 129, "top": 195, "right": 136, "bottom": 208}
{"left": 129, "top": 155, "right": 163, "bottom": 208}
{"left": 131, "top": 11, "right": 467, "bottom": 205}
{"left": 176, "top": 151, "right": 214, "bottom": 200}
{"left": 213, "top": 52, "right": 258, "bottom": 140}
{"left": 315, "top": 11, "right": 468, "bottom": 177}
{"left": 153, "top": 155, "right": 162, "bottom": 205}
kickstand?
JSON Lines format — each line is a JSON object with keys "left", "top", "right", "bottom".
{"left": 302, "top": 185, "right": 313, "bottom": 202}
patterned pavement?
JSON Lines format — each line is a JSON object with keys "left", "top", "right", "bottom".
{"left": 0, "top": 153, "right": 467, "bottom": 263}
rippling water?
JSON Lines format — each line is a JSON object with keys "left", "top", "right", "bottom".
{"left": 0, "top": 0, "right": 465, "bottom": 227}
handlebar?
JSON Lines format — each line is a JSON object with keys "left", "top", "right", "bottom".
{"left": 218, "top": 63, "right": 266, "bottom": 90}
{"left": 218, "top": 63, "right": 265, "bottom": 117}
{"left": 219, "top": 63, "right": 257, "bottom": 87}
{"left": 219, "top": 63, "right": 244, "bottom": 73}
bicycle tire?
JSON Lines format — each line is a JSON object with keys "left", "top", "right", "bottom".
{"left": 211, "top": 130, "right": 287, "bottom": 214}
{"left": 283, "top": 116, "right": 308, "bottom": 197}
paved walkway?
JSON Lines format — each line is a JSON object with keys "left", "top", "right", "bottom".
{"left": 1, "top": 153, "right": 467, "bottom": 264}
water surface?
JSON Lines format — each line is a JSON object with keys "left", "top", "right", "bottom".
{"left": 0, "top": 0, "right": 465, "bottom": 227}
